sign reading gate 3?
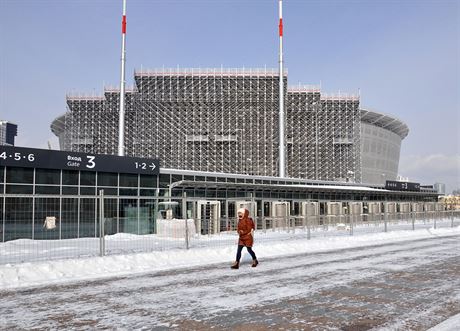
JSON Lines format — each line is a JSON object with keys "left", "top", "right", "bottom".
{"left": 0, "top": 146, "right": 160, "bottom": 175}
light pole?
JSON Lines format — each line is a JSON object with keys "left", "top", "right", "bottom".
{"left": 278, "top": 0, "right": 285, "bottom": 178}
{"left": 312, "top": 102, "right": 319, "bottom": 180}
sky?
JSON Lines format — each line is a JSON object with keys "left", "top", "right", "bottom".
{"left": 0, "top": 0, "right": 459, "bottom": 192}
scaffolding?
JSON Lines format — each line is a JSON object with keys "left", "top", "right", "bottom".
{"left": 52, "top": 68, "right": 361, "bottom": 182}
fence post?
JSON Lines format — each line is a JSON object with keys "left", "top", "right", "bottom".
{"left": 349, "top": 213, "right": 354, "bottom": 236}
{"left": 452, "top": 210, "right": 454, "bottom": 228}
{"left": 306, "top": 214, "right": 311, "bottom": 240}
{"left": 99, "top": 189, "right": 105, "bottom": 257}
{"left": 433, "top": 211, "right": 437, "bottom": 229}
{"left": 412, "top": 210, "right": 415, "bottom": 231}
{"left": 384, "top": 203, "right": 388, "bottom": 233}
{"left": 183, "top": 192, "right": 189, "bottom": 250}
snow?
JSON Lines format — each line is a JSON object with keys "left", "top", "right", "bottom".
{"left": 1, "top": 220, "right": 459, "bottom": 329}
{"left": 1, "top": 223, "right": 459, "bottom": 290}
{"left": 428, "top": 313, "right": 460, "bottom": 331}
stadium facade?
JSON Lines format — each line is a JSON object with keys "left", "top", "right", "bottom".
{"left": 51, "top": 68, "right": 408, "bottom": 185}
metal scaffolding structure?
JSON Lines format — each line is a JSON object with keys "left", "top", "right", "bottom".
{"left": 52, "top": 68, "right": 361, "bottom": 181}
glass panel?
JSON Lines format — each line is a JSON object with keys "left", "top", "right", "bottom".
{"left": 34, "top": 198, "right": 60, "bottom": 240}
{"left": 98, "top": 172, "right": 118, "bottom": 187}
{"left": 62, "top": 170, "right": 79, "bottom": 185}
{"left": 171, "top": 188, "right": 183, "bottom": 197}
{"left": 139, "top": 199, "right": 156, "bottom": 234}
{"left": 80, "top": 198, "right": 96, "bottom": 237}
{"left": 80, "top": 186, "right": 96, "bottom": 195}
{"left": 159, "top": 174, "right": 170, "bottom": 188}
{"left": 62, "top": 186, "right": 78, "bottom": 195}
{"left": 35, "top": 186, "right": 60, "bottom": 195}
{"left": 0, "top": 166, "right": 4, "bottom": 183}
{"left": 171, "top": 174, "right": 183, "bottom": 183}
{"left": 6, "top": 185, "right": 33, "bottom": 194}
{"left": 80, "top": 171, "right": 96, "bottom": 186}
{"left": 6, "top": 167, "right": 33, "bottom": 184}
{"left": 119, "top": 188, "right": 138, "bottom": 196}
{"left": 140, "top": 174, "right": 157, "bottom": 188}
{"left": 0, "top": 197, "right": 3, "bottom": 242}
{"left": 120, "top": 173, "right": 138, "bottom": 187}
{"left": 140, "top": 189, "right": 157, "bottom": 197}
{"left": 35, "top": 169, "right": 60, "bottom": 185}
{"left": 158, "top": 188, "right": 169, "bottom": 197}
{"left": 61, "top": 198, "right": 78, "bottom": 239}
{"left": 103, "top": 198, "right": 118, "bottom": 235}
{"left": 119, "top": 199, "right": 138, "bottom": 234}
{"left": 97, "top": 187, "right": 118, "bottom": 195}
{"left": 195, "top": 189, "right": 205, "bottom": 197}
{"left": 4, "top": 197, "right": 33, "bottom": 241}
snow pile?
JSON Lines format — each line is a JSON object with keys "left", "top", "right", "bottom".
{"left": 0, "top": 226, "right": 459, "bottom": 290}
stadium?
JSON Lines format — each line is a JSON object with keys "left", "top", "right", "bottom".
{"left": 0, "top": 67, "right": 430, "bottom": 245}
{"left": 51, "top": 68, "right": 408, "bottom": 186}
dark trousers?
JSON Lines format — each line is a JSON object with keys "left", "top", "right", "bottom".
{"left": 236, "top": 245, "right": 257, "bottom": 262}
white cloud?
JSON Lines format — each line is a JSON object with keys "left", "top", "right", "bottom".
{"left": 400, "top": 154, "right": 460, "bottom": 173}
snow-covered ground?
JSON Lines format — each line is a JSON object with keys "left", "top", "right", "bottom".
{"left": 1, "top": 221, "right": 459, "bottom": 290}
{"left": 1, "top": 225, "right": 459, "bottom": 330}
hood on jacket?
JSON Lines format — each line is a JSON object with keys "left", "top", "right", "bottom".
{"left": 237, "top": 208, "right": 249, "bottom": 219}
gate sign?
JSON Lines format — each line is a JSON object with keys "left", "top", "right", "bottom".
{"left": 0, "top": 146, "right": 160, "bottom": 175}
{"left": 385, "top": 180, "right": 420, "bottom": 192}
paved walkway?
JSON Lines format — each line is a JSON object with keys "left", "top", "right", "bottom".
{"left": 1, "top": 234, "right": 459, "bottom": 330}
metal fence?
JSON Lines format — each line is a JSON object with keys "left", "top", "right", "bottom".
{"left": 1, "top": 192, "right": 459, "bottom": 265}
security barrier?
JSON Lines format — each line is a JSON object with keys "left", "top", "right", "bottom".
{"left": 1, "top": 193, "right": 459, "bottom": 265}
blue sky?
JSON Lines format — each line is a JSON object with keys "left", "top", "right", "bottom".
{"left": 1, "top": 0, "right": 459, "bottom": 192}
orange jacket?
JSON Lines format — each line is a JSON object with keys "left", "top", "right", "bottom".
{"left": 237, "top": 209, "right": 255, "bottom": 247}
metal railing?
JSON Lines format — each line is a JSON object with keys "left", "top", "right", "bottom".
{"left": 1, "top": 192, "right": 459, "bottom": 265}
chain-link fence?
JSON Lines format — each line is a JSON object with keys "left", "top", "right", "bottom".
{"left": 1, "top": 192, "right": 459, "bottom": 265}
